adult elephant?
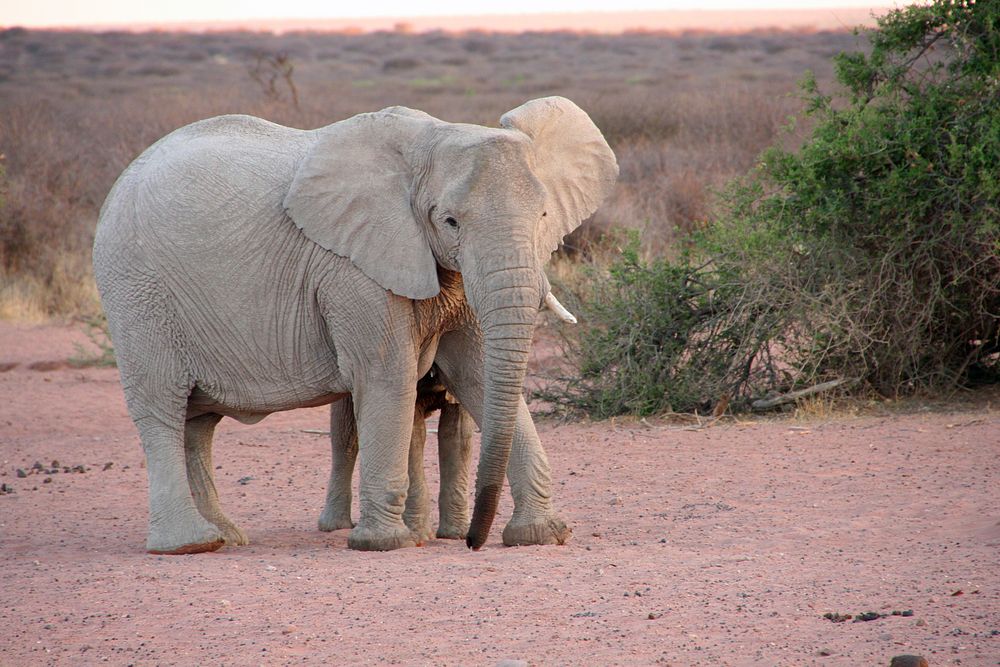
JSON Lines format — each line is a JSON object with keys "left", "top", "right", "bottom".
{"left": 93, "top": 96, "right": 617, "bottom": 554}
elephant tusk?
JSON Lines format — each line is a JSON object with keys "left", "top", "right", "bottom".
{"left": 545, "top": 292, "right": 577, "bottom": 324}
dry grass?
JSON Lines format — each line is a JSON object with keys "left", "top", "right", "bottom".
{"left": 0, "top": 26, "right": 865, "bottom": 320}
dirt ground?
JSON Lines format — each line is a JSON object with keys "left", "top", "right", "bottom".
{"left": 1, "top": 321, "right": 998, "bottom": 666}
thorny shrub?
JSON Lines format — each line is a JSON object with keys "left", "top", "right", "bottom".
{"left": 553, "top": 0, "right": 1000, "bottom": 415}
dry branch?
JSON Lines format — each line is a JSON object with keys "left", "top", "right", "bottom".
{"left": 750, "top": 378, "right": 854, "bottom": 411}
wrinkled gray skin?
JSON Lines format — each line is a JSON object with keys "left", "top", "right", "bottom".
{"left": 93, "top": 96, "right": 617, "bottom": 554}
{"left": 319, "top": 367, "right": 476, "bottom": 543}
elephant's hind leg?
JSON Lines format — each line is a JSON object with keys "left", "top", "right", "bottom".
{"left": 103, "top": 277, "right": 222, "bottom": 554}
{"left": 185, "top": 413, "right": 249, "bottom": 546}
{"left": 134, "top": 409, "right": 224, "bottom": 554}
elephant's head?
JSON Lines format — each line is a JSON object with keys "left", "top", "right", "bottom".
{"left": 284, "top": 96, "right": 617, "bottom": 548}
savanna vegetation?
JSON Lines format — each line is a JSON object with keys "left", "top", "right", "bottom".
{"left": 0, "top": 24, "right": 857, "bottom": 319}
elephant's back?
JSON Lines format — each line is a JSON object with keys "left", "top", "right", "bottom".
{"left": 93, "top": 115, "right": 350, "bottom": 406}
{"left": 96, "top": 115, "right": 314, "bottom": 258}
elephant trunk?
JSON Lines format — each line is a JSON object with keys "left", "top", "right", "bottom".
{"left": 464, "top": 251, "right": 541, "bottom": 550}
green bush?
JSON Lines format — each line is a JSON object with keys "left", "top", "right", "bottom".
{"left": 558, "top": 0, "right": 1000, "bottom": 415}
{"left": 547, "top": 235, "right": 786, "bottom": 416}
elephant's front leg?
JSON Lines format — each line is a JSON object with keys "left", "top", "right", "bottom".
{"left": 435, "top": 331, "right": 570, "bottom": 547}
{"left": 435, "top": 402, "right": 473, "bottom": 539}
{"left": 348, "top": 380, "right": 419, "bottom": 551}
{"left": 318, "top": 397, "right": 358, "bottom": 532}
{"left": 184, "top": 413, "right": 249, "bottom": 546}
{"left": 501, "top": 397, "right": 571, "bottom": 546}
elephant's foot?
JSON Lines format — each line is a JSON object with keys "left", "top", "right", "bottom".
{"left": 318, "top": 507, "right": 355, "bottom": 532}
{"left": 348, "top": 523, "right": 417, "bottom": 551}
{"left": 403, "top": 512, "right": 434, "bottom": 545}
{"left": 411, "top": 526, "right": 434, "bottom": 545}
{"left": 195, "top": 508, "right": 250, "bottom": 546}
{"left": 147, "top": 514, "right": 225, "bottom": 555}
{"left": 214, "top": 519, "right": 249, "bottom": 546}
{"left": 436, "top": 520, "right": 470, "bottom": 540}
{"left": 502, "top": 514, "right": 571, "bottom": 547}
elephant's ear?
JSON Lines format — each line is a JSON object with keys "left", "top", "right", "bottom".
{"left": 500, "top": 96, "right": 618, "bottom": 262}
{"left": 284, "top": 108, "right": 441, "bottom": 300}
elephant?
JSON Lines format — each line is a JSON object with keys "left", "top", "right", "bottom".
{"left": 319, "top": 365, "right": 476, "bottom": 543}
{"left": 318, "top": 293, "right": 577, "bottom": 543}
{"left": 93, "top": 96, "right": 618, "bottom": 554}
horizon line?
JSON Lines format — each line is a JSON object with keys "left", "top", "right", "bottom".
{"left": 2, "top": 6, "right": 890, "bottom": 34}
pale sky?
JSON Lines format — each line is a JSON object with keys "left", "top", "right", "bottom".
{"left": 2, "top": 0, "right": 907, "bottom": 29}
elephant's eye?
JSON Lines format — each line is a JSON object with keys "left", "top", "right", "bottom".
{"left": 445, "top": 216, "right": 459, "bottom": 229}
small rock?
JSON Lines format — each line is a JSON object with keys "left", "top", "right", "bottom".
{"left": 281, "top": 625, "right": 297, "bottom": 635}
{"left": 915, "top": 618, "right": 927, "bottom": 627}
{"left": 43, "top": 477, "right": 52, "bottom": 484}
{"left": 219, "top": 599, "right": 232, "bottom": 608}
{"left": 817, "top": 647, "right": 834, "bottom": 656}
{"left": 647, "top": 612, "right": 662, "bottom": 620}
{"left": 889, "top": 656, "right": 929, "bottom": 667}
{"left": 103, "top": 462, "right": 114, "bottom": 471}
{"left": 50, "top": 460, "right": 59, "bottom": 468}
{"left": 238, "top": 476, "right": 254, "bottom": 485}
{"left": 879, "top": 633, "right": 893, "bottom": 641}
{"left": 265, "top": 565, "right": 277, "bottom": 571}
{"left": 15, "top": 469, "right": 26, "bottom": 478}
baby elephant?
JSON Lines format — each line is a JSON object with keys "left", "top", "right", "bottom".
{"left": 319, "top": 292, "right": 576, "bottom": 543}
{"left": 319, "top": 367, "right": 474, "bottom": 542}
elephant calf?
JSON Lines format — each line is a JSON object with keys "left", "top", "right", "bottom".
{"left": 320, "top": 367, "right": 475, "bottom": 543}
{"left": 318, "top": 293, "right": 575, "bottom": 543}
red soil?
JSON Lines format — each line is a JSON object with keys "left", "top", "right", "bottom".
{"left": 1, "top": 321, "right": 997, "bottom": 666}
